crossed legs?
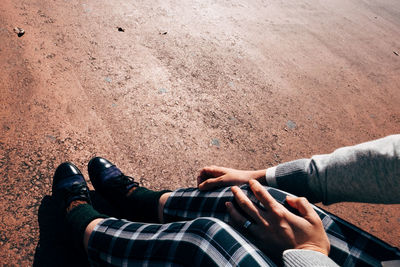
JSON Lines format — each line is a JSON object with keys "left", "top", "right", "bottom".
{"left": 54, "top": 158, "right": 399, "bottom": 266}
{"left": 53, "top": 158, "right": 275, "bottom": 266}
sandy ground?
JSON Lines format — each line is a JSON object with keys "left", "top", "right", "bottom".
{"left": 0, "top": 0, "right": 399, "bottom": 265}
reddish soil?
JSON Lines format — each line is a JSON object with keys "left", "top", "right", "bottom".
{"left": 1, "top": 0, "right": 399, "bottom": 265}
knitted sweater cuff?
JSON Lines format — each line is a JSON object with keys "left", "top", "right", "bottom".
{"left": 283, "top": 249, "right": 338, "bottom": 267}
{"left": 273, "top": 159, "right": 318, "bottom": 201}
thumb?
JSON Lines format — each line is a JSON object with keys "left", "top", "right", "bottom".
{"left": 286, "top": 196, "right": 315, "bottom": 219}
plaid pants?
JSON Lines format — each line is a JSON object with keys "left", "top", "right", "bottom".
{"left": 88, "top": 185, "right": 400, "bottom": 266}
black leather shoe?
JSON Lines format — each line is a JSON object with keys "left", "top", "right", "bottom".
{"left": 88, "top": 157, "right": 138, "bottom": 205}
{"left": 52, "top": 162, "right": 91, "bottom": 211}
{"left": 88, "top": 157, "right": 171, "bottom": 223}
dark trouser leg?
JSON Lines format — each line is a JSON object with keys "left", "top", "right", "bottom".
{"left": 87, "top": 217, "right": 275, "bottom": 266}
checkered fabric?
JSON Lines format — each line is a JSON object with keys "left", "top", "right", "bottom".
{"left": 164, "top": 185, "right": 400, "bottom": 267}
{"left": 88, "top": 217, "right": 275, "bottom": 266}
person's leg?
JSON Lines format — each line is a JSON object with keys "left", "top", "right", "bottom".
{"left": 88, "top": 157, "right": 170, "bottom": 223}
{"left": 162, "top": 186, "right": 400, "bottom": 266}
{"left": 86, "top": 216, "right": 276, "bottom": 266}
{"left": 87, "top": 157, "right": 227, "bottom": 223}
{"left": 158, "top": 192, "right": 172, "bottom": 223}
{"left": 83, "top": 218, "right": 103, "bottom": 253}
{"left": 162, "top": 185, "right": 248, "bottom": 223}
{"left": 52, "top": 162, "right": 109, "bottom": 254}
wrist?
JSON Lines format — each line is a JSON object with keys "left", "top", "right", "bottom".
{"left": 253, "top": 169, "right": 268, "bottom": 184}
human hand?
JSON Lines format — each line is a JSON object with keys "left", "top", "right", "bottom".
{"left": 197, "top": 166, "right": 266, "bottom": 191}
{"left": 226, "top": 180, "right": 330, "bottom": 256}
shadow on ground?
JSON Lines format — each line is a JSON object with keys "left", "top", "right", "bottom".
{"left": 33, "top": 192, "right": 118, "bottom": 267}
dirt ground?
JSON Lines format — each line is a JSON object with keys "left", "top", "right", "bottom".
{"left": 0, "top": 0, "right": 399, "bottom": 265}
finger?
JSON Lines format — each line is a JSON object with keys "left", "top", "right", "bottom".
{"left": 198, "top": 177, "right": 224, "bottom": 191}
{"left": 197, "top": 168, "right": 210, "bottom": 182}
{"left": 248, "top": 179, "right": 280, "bottom": 210}
{"left": 197, "top": 172, "right": 207, "bottom": 186}
{"left": 231, "top": 186, "right": 262, "bottom": 223}
{"left": 225, "top": 202, "right": 250, "bottom": 229}
{"left": 198, "top": 166, "right": 231, "bottom": 185}
{"left": 197, "top": 166, "right": 224, "bottom": 184}
{"left": 286, "top": 196, "right": 319, "bottom": 221}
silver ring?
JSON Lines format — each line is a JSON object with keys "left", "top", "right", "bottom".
{"left": 243, "top": 220, "right": 252, "bottom": 229}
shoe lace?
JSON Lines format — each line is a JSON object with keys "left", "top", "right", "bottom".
{"left": 105, "top": 174, "right": 139, "bottom": 190}
{"left": 65, "top": 183, "right": 90, "bottom": 202}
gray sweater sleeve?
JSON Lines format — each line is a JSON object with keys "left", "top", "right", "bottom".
{"left": 283, "top": 250, "right": 339, "bottom": 267}
{"left": 266, "top": 134, "right": 400, "bottom": 204}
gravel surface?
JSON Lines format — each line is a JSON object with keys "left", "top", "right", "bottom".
{"left": 1, "top": 0, "right": 399, "bottom": 265}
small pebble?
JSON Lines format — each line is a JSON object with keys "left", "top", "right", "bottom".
{"left": 13, "top": 27, "right": 25, "bottom": 37}
{"left": 45, "top": 135, "right": 56, "bottom": 140}
{"left": 158, "top": 88, "right": 167, "bottom": 94}
{"left": 211, "top": 138, "right": 220, "bottom": 147}
{"left": 286, "top": 120, "right": 297, "bottom": 130}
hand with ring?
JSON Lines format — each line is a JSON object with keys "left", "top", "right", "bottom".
{"left": 197, "top": 166, "right": 267, "bottom": 191}
{"left": 225, "top": 179, "right": 330, "bottom": 256}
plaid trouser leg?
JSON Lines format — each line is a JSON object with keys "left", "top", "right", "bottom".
{"left": 88, "top": 217, "right": 275, "bottom": 267}
{"left": 163, "top": 185, "right": 400, "bottom": 267}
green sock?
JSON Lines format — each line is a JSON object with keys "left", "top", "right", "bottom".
{"left": 66, "top": 204, "right": 108, "bottom": 252}
{"left": 125, "top": 187, "right": 171, "bottom": 223}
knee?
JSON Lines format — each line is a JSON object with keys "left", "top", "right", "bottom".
{"left": 190, "top": 217, "right": 228, "bottom": 231}
{"left": 188, "top": 217, "right": 238, "bottom": 243}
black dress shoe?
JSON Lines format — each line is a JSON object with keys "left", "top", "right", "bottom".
{"left": 52, "top": 162, "right": 91, "bottom": 211}
{"left": 88, "top": 157, "right": 138, "bottom": 205}
{"left": 88, "top": 157, "right": 171, "bottom": 223}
